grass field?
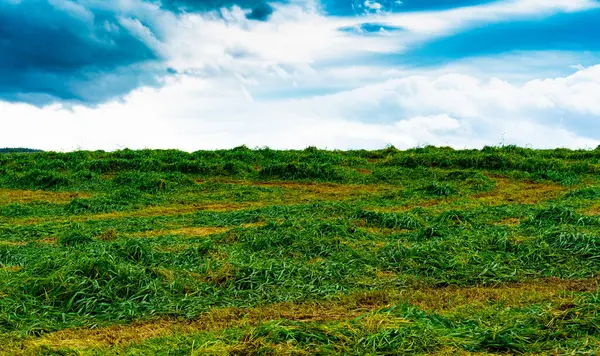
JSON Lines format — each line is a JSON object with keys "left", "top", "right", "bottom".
{"left": 2, "top": 145, "right": 600, "bottom": 355}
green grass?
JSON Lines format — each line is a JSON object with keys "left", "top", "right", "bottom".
{"left": 1, "top": 145, "right": 600, "bottom": 354}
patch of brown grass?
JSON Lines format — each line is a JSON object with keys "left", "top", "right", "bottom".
{"left": 12, "top": 203, "right": 263, "bottom": 226}
{"left": 0, "top": 189, "right": 91, "bottom": 204}
{"left": 89, "top": 203, "right": 262, "bottom": 220}
{"left": 134, "top": 226, "right": 229, "bottom": 238}
{"left": 0, "top": 241, "right": 27, "bottom": 246}
{"left": 306, "top": 257, "right": 325, "bottom": 265}
{"left": 25, "top": 301, "right": 361, "bottom": 352}
{"left": 0, "top": 265, "right": 23, "bottom": 272}
{"left": 361, "top": 227, "right": 411, "bottom": 235}
{"left": 36, "top": 237, "right": 59, "bottom": 245}
{"left": 408, "top": 277, "right": 598, "bottom": 313}
{"left": 370, "top": 177, "right": 566, "bottom": 214}
{"left": 96, "top": 229, "right": 118, "bottom": 242}
{"left": 509, "top": 234, "right": 534, "bottom": 244}
{"left": 0, "top": 237, "right": 57, "bottom": 246}
{"left": 133, "top": 222, "right": 265, "bottom": 239}
{"left": 582, "top": 203, "right": 600, "bottom": 216}
{"left": 197, "top": 179, "right": 384, "bottom": 201}
{"left": 491, "top": 217, "right": 521, "bottom": 226}
{"left": 471, "top": 177, "right": 565, "bottom": 205}
{"left": 18, "top": 277, "right": 597, "bottom": 353}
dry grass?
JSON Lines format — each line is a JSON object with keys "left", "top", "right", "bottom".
{"left": 19, "top": 277, "right": 595, "bottom": 353}
{"left": 0, "top": 189, "right": 91, "bottom": 205}
{"left": 0, "top": 265, "right": 23, "bottom": 272}
{"left": 360, "top": 227, "right": 411, "bottom": 235}
{"left": 581, "top": 203, "right": 600, "bottom": 216}
{"left": 509, "top": 234, "right": 534, "bottom": 244}
{"left": 371, "top": 177, "right": 566, "bottom": 214}
{"left": 35, "top": 237, "right": 58, "bottom": 245}
{"left": 491, "top": 217, "right": 521, "bottom": 226}
{"left": 11, "top": 203, "right": 264, "bottom": 226}
{"left": 407, "top": 277, "right": 597, "bottom": 313}
{"left": 197, "top": 179, "right": 385, "bottom": 201}
{"left": 132, "top": 222, "right": 265, "bottom": 239}
{"left": 0, "top": 241, "right": 27, "bottom": 247}
{"left": 471, "top": 177, "right": 565, "bottom": 205}
{"left": 133, "top": 226, "right": 230, "bottom": 239}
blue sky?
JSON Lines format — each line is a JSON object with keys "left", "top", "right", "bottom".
{"left": 1, "top": 0, "right": 599, "bottom": 150}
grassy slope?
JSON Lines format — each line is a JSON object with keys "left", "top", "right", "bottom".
{"left": 1, "top": 145, "right": 600, "bottom": 354}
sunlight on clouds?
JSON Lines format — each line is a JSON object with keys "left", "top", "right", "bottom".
{"left": 1, "top": 0, "right": 599, "bottom": 150}
{"left": 1, "top": 64, "right": 599, "bottom": 151}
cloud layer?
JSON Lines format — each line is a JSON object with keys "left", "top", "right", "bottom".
{"left": 1, "top": 0, "right": 599, "bottom": 150}
{"left": 2, "top": 63, "right": 599, "bottom": 151}
{"left": 0, "top": 0, "right": 170, "bottom": 104}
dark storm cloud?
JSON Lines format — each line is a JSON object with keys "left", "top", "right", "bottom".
{"left": 0, "top": 0, "right": 164, "bottom": 105}
{"left": 159, "top": 0, "right": 276, "bottom": 20}
{"left": 321, "top": 0, "right": 498, "bottom": 16}
{"left": 0, "top": 0, "right": 282, "bottom": 105}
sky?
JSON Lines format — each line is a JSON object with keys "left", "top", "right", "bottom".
{"left": 1, "top": 0, "right": 600, "bottom": 151}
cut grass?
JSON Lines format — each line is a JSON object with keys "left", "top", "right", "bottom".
{"left": 13, "top": 277, "right": 595, "bottom": 354}
{"left": 471, "top": 176, "right": 565, "bottom": 205}
{"left": 0, "top": 265, "right": 22, "bottom": 272}
{"left": 0, "top": 188, "right": 91, "bottom": 204}
{"left": 131, "top": 222, "right": 266, "bottom": 238}
{"left": 8, "top": 202, "right": 265, "bottom": 226}
{"left": 2, "top": 147, "right": 600, "bottom": 354}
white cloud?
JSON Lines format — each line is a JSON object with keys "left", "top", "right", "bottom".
{"left": 368, "top": 0, "right": 600, "bottom": 35}
{"left": 1, "top": 64, "right": 600, "bottom": 151}
{"left": 153, "top": 0, "right": 599, "bottom": 100}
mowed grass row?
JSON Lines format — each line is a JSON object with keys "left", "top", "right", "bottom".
{"left": 2, "top": 146, "right": 600, "bottom": 354}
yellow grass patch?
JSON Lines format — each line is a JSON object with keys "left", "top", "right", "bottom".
{"left": 306, "top": 257, "right": 325, "bottom": 265}
{"left": 197, "top": 179, "right": 385, "bottom": 201}
{"left": 361, "top": 227, "right": 411, "bottom": 235}
{"left": 0, "top": 265, "right": 23, "bottom": 272}
{"left": 359, "top": 313, "right": 411, "bottom": 333}
{"left": 17, "top": 277, "right": 596, "bottom": 354}
{"left": 375, "top": 270, "right": 398, "bottom": 280}
{"left": 82, "top": 203, "right": 261, "bottom": 219}
{"left": 0, "top": 188, "right": 90, "bottom": 204}
{"left": 407, "top": 277, "right": 597, "bottom": 313}
{"left": 153, "top": 268, "right": 176, "bottom": 282}
{"left": 582, "top": 203, "right": 600, "bottom": 216}
{"left": 25, "top": 301, "right": 362, "bottom": 352}
{"left": 12, "top": 203, "right": 263, "bottom": 226}
{"left": 371, "top": 177, "right": 566, "bottom": 214}
{"left": 491, "top": 217, "right": 521, "bottom": 226}
{"left": 134, "top": 226, "right": 229, "bottom": 238}
{"left": 471, "top": 177, "right": 565, "bottom": 205}
{"left": 0, "top": 241, "right": 27, "bottom": 246}
{"left": 509, "top": 234, "right": 534, "bottom": 244}
{"left": 35, "top": 237, "right": 59, "bottom": 245}
{"left": 133, "top": 222, "right": 265, "bottom": 239}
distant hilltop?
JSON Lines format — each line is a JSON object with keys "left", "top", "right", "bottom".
{"left": 0, "top": 148, "right": 42, "bottom": 153}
